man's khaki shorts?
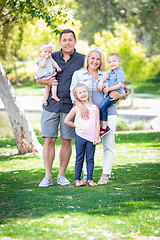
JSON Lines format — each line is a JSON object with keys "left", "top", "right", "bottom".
{"left": 41, "top": 109, "right": 75, "bottom": 139}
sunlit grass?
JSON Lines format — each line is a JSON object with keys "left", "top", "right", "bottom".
{"left": 0, "top": 132, "right": 160, "bottom": 239}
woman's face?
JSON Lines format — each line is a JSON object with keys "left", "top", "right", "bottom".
{"left": 87, "top": 51, "right": 101, "bottom": 71}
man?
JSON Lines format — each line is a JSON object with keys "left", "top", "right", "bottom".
{"left": 37, "top": 29, "right": 85, "bottom": 186}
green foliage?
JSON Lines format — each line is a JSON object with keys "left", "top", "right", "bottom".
{"left": 73, "top": 0, "right": 160, "bottom": 55}
{"left": 0, "top": 0, "right": 73, "bottom": 63}
{"left": 116, "top": 116, "right": 131, "bottom": 131}
{"left": 0, "top": 132, "right": 159, "bottom": 239}
{"left": 93, "top": 23, "right": 160, "bottom": 84}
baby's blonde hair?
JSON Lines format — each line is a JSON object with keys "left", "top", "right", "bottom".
{"left": 107, "top": 53, "right": 121, "bottom": 61}
{"left": 83, "top": 48, "right": 106, "bottom": 71}
{"left": 73, "top": 83, "right": 92, "bottom": 103}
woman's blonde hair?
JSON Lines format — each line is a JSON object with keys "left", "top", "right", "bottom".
{"left": 83, "top": 48, "right": 106, "bottom": 71}
{"left": 73, "top": 83, "right": 92, "bottom": 103}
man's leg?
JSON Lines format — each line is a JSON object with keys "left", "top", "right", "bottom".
{"left": 43, "top": 137, "right": 56, "bottom": 179}
{"left": 58, "top": 138, "right": 72, "bottom": 177}
{"left": 40, "top": 110, "right": 59, "bottom": 187}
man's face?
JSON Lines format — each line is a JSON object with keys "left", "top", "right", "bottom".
{"left": 59, "top": 33, "right": 77, "bottom": 55}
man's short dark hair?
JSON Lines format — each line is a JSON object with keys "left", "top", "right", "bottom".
{"left": 60, "top": 29, "right": 76, "bottom": 40}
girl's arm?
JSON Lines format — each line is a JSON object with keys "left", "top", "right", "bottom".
{"left": 93, "top": 106, "right": 100, "bottom": 145}
{"left": 52, "top": 59, "right": 61, "bottom": 72}
{"left": 38, "top": 58, "right": 47, "bottom": 68}
{"left": 64, "top": 106, "right": 77, "bottom": 128}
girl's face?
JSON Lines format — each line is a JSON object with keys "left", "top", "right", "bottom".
{"left": 76, "top": 86, "right": 89, "bottom": 102}
{"left": 40, "top": 47, "right": 52, "bottom": 58}
{"left": 87, "top": 51, "right": 101, "bottom": 71}
{"left": 108, "top": 55, "right": 121, "bottom": 71}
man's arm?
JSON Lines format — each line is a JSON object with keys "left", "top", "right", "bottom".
{"left": 36, "top": 77, "right": 58, "bottom": 87}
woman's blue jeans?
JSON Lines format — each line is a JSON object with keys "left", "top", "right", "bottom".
{"left": 75, "top": 134, "right": 95, "bottom": 181}
{"left": 100, "top": 95, "right": 118, "bottom": 121}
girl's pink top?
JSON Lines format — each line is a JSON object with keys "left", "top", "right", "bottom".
{"left": 74, "top": 105, "right": 96, "bottom": 142}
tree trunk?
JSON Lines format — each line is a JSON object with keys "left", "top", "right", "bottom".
{"left": 0, "top": 62, "right": 42, "bottom": 155}
{"left": 130, "top": 82, "right": 134, "bottom": 109}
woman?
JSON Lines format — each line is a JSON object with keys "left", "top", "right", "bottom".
{"left": 70, "top": 48, "right": 128, "bottom": 185}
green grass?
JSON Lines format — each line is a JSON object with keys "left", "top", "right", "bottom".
{"left": 0, "top": 132, "right": 160, "bottom": 239}
{"left": 14, "top": 83, "right": 44, "bottom": 96}
{"left": 127, "top": 76, "right": 160, "bottom": 95}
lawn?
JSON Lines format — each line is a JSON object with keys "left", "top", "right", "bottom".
{"left": 0, "top": 132, "right": 160, "bottom": 239}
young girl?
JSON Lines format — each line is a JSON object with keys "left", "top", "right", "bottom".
{"left": 34, "top": 42, "right": 61, "bottom": 106}
{"left": 64, "top": 83, "right": 100, "bottom": 187}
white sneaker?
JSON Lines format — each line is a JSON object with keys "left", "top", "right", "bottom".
{"left": 57, "top": 176, "right": 70, "bottom": 185}
{"left": 39, "top": 177, "right": 52, "bottom": 187}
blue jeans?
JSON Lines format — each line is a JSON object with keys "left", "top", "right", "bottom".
{"left": 100, "top": 95, "right": 118, "bottom": 121}
{"left": 75, "top": 134, "right": 95, "bottom": 181}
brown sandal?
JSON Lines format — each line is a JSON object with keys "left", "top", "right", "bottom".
{"left": 87, "top": 180, "right": 97, "bottom": 186}
{"left": 75, "top": 180, "right": 84, "bottom": 187}
{"left": 97, "top": 176, "right": 108, "bottom": 185}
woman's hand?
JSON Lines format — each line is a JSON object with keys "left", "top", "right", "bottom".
{"left": 109, "top": 91, "right": 121, "bottom": 101}
{"left": 97, "top": 82, "right": 104, "bottom": 91}
{"left": 124, "top": 86, "right": 129, "bottom": 99}
{"left": 103, "top": 86, "right": 110, "bottom": 94}
{"left": 80, "top": 105, "right": 90, "bottom": 120}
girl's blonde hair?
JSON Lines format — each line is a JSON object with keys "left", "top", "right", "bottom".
{"left": 73, "top": 83, "right": 92, "bottom": 103}
{"left": 83, "top": 48, "right": 106, "bottom": 71}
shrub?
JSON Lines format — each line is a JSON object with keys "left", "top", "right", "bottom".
{"left": 116, "top": 116, "right": 131, "bottom": 131}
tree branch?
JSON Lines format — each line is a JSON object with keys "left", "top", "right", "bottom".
{"left": 0, "top": 8, "right": 18, "bottom": 19}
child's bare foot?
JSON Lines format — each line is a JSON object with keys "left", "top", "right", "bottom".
{"left": 52, "top": 95, "right": 60, "bottom": 102}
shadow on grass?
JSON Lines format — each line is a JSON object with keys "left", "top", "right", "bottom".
{"left": 0, "top": 162, "right": 159, "bottom": 223}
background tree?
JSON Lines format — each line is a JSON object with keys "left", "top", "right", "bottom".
{"left": 72, "top": 0, "right": 160, "bottom": 56}
{"left": 0, "top": 0, "right": 72, "bottom": 154}
{"left": 93, "top": 23, "right": 160, "bottom": 107}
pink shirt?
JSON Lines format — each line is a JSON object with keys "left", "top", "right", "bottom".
{"left": 74, "top": 105, "right": 97, "bottom": 142}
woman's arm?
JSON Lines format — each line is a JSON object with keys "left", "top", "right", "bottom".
{"left": 108, "top": 86, "right": 129, "bottom": 101}
{"left": 75, "top": 100, "right": 89, "bottom": 120}
{"left": 70, "top": 71, "right": 81, "bottom": 104}
{"left": 64, "top": 106, "right": 77, "bottom": 128}
{"left": 93, "top": 106, "right": 100, "bottom": 145}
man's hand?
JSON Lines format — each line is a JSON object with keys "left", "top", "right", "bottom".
{"left": 36, "top": 77, "right": 58, "bottom": 87}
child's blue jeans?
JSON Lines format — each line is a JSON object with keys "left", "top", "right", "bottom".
{"left": 75, "top": 134, "right": 95, "bottom": 181}
{"left": 100, "top": 95, "right": 119, "bottom": 121}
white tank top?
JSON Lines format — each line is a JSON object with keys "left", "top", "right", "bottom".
{"left": 74, "top": 105, "right": 96, "bottom": 142}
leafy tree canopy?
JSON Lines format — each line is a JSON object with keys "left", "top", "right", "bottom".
{"left": 0, "top": 0, "right": 73, "bottom": 61}
{"left": 93, "top": 23, "right": 160, "bottom": 84}
{"left": 73, "top": 0, "right": 160, "bottom": 56}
